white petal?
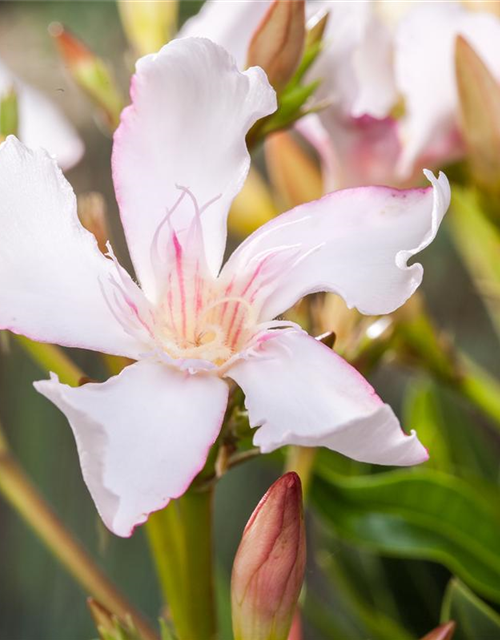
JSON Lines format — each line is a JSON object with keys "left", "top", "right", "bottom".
{"left": 227, "top": 331, "right": 427, "bottom": 466}
{"left": 0, "top": 136, "right": 144, "bottom": 358}
{"left": 395, "top": 3, "right": 500, "bottom": 177}
{"left": 0, "top": 59, "right": 84, "bottom": 171}
{"left": 351, "top": 13, "right": 397, "bottom": 119}
{"left": 307, "top": 1, "right": 396, "bottom": 119}
{"left": 35, "top": 360, "right": 229, "bottom": 536}
{"left": 299, "top": 109, "right": 402, "bottom": 189}
{"left": 178, "top": 0, "right": 272, "bottom": 69}
{"left": 222, "top": 170, "right": 450, "bottom": 320}
{"left": 112, "top": 38, "right": 276, "bottom": 298}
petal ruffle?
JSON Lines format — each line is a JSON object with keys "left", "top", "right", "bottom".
{"left": 222, "top": 170, "right": 450, "bottom": 320}
{"left": 0, "top": 137, "right": 144, "bottom": 358}
{"left": 112, "top": 37, "right": 276, "bottom": 298}
{"left": 35, "top": 360, "right": 229, "bottom": 536}
{"left": 227, "top": 331, "right": 427, "bottom": 466}
{"left": 0, "top": 59, "right": 84, "bottom": 171}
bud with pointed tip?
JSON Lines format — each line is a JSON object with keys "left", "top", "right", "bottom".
{"left": 118, "top": 0, "right": 178, "bottom": 57}
{"left": 455, "top": 35, "right": 500, "bottom": 191}
{"left": 420, "top": 621, "right": 456, "bottom": 640}
{"left": 231, "top": 472, "right": 306, "bottom": 640}
{"left": 87, "top": 598, "right": 142, "bottom": 640}
{"left": 50, "top": 23, "right": 124, "bottom": 130}
{"left": 247, "top": 0, "right": 305, "bottom": 93}
{"left": 77, "top": 192, "right": 109, "bottom": 255}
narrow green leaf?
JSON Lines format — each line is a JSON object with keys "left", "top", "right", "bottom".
{"left": 441, "top": 579, "right": 500, "bottom": 640}
{"left": 448, "top": 186, "right": 500, "bottom": 342}
{"left": 312, "top": 469, "right": 500, "bottom": 603}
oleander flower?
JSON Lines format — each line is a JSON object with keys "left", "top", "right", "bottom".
{"left": 0, "top": 38, "right": 450, "bottom": 537}
{"left": 0, "top": 57, "right": 83, "bottom": 170}
{"left": 181, "top": 0, "right": 500, "bottom": 188}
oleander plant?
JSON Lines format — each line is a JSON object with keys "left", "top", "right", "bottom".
{"left": 0, "top": 2, "right": 499, "bottom": 640}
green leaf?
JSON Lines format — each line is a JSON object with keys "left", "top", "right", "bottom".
{"left": 448, "top": 186, "right": 500, "bottom": 342}
{"left": 441, "top": 579, "right": 500, "bottom": 640}
{"left": 312, "top": 468, "right": 500, "bottom": 603}
{"left": 403, "top": 378, "right": 499, "bottom": 482}
{"left": 403, "top": 379, "right": 453, "bottom": 473}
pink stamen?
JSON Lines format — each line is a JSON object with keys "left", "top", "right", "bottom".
{"left": 173, "top": 231, "right": 187, "bottom": 338}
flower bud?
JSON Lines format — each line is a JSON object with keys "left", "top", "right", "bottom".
{"left": 77, "top": 192, "right": 109, "bottom": 254}
{"left": 265, "top": 130, "right": 323, "bottom": 210}
{"left": 231, "top": 472, "right": 306, "bottom": 640}
{"left": 455, "top": 35, "right": 500, "bottom": 191}
{"left": 118, "top": 0, "right": 178, "bottom": 57}
{"left": 247, "top": 0, "right": 306, "bottom": 92}
{"left": 49, "top": 23, "right": 124, "bottom": 130}
{"left": 420, "top": 621, "right": 456, "bottom": 640}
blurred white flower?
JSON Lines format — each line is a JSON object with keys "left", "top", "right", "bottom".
{"left": 0, "top": 58, "right": 83, "bottom": 170}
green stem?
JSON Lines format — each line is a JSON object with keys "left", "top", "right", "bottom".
{"left": 285, "top": 446, "right": 317, "bottom": 500}
{"left": 394, "top": 301, "right": 500, "bottom": 433}
{"left": 14, "top": 335, "right": 84, "bottom": 386}
{"left": 146, "top": 485, "right": 217, "bottom": 640}
{"left": 0, "top": 424, "right": 158, "bottom": 640}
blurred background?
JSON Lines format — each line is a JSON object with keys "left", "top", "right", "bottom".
{"left": 0, "top": 2, "right": 499, "bottom": 639}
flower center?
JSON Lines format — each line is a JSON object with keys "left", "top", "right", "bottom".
{"left": 102, "top": 186, "right": 302, "bottom": 372}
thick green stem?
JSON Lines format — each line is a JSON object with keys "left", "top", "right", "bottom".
{"left": 146, "top": 485, "right": 217, "bottom": 640}
{"left": 0, "top": 424, "right": 158, "bottom": 640}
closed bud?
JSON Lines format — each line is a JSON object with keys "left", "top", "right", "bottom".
{"left": 50, "top": 23, "right": 124, "bottom": 130}
{"left": 231, "top": 472, "right": 306, "bottom": 640}
{"left": 77, "top": 192, "right": 109, "bottom": 254}
{"left": 118, "top": 0, "right": 178, "bottom": 57}
{"left": 455, "top": 35, "right": 500, "bottom": 191}
{"left": 420, "top": 621, "right": 456, "bottom": 640}
{"left": 87, "top": 598, "right": 141, "bottom": 640}
{"left": 265, "top": 130, "right": 323, "bottom": 210}
{"left": 247, "top": 0, "right": 306, "bottom": 92}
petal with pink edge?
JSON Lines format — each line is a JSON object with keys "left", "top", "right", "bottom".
{"left": 112, "top": 37, "right": 276, "bottom": 298}
{"left": 35, "top": 359, "right": 229, "bottom": 537}
{"left": 227, "top": 331, "right": 427, "bottom": 466}
{"left": 178, "top": 0, "right": 272, "bottom": 69}
{"left": 395, "top": 3, "right": 500, "bottom": 177}
{"left": 0, "top": 136, "right": 144, "bottom": 358}
{"left": 222, "top": 170, "right": 450, "bottom": 320}
{"left": 0, "top": 59, "right": 84, "bottom": 171}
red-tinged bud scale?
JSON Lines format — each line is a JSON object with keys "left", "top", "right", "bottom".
{"left": 231, "top": 472, "right": 306, "bottom": 640}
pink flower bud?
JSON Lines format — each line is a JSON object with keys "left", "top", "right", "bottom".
{"left": 247, "top": 0, "right": 305, "bottom": 92}
{"left": 420, "top": 621, "right": 456, "bottom": 640}
{"left": 231, "top": 472, "right": 306, "bottom": 640}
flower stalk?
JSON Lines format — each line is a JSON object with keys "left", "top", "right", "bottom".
{"left": 146, "top": 484, "right": 217, "bottom": 640}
